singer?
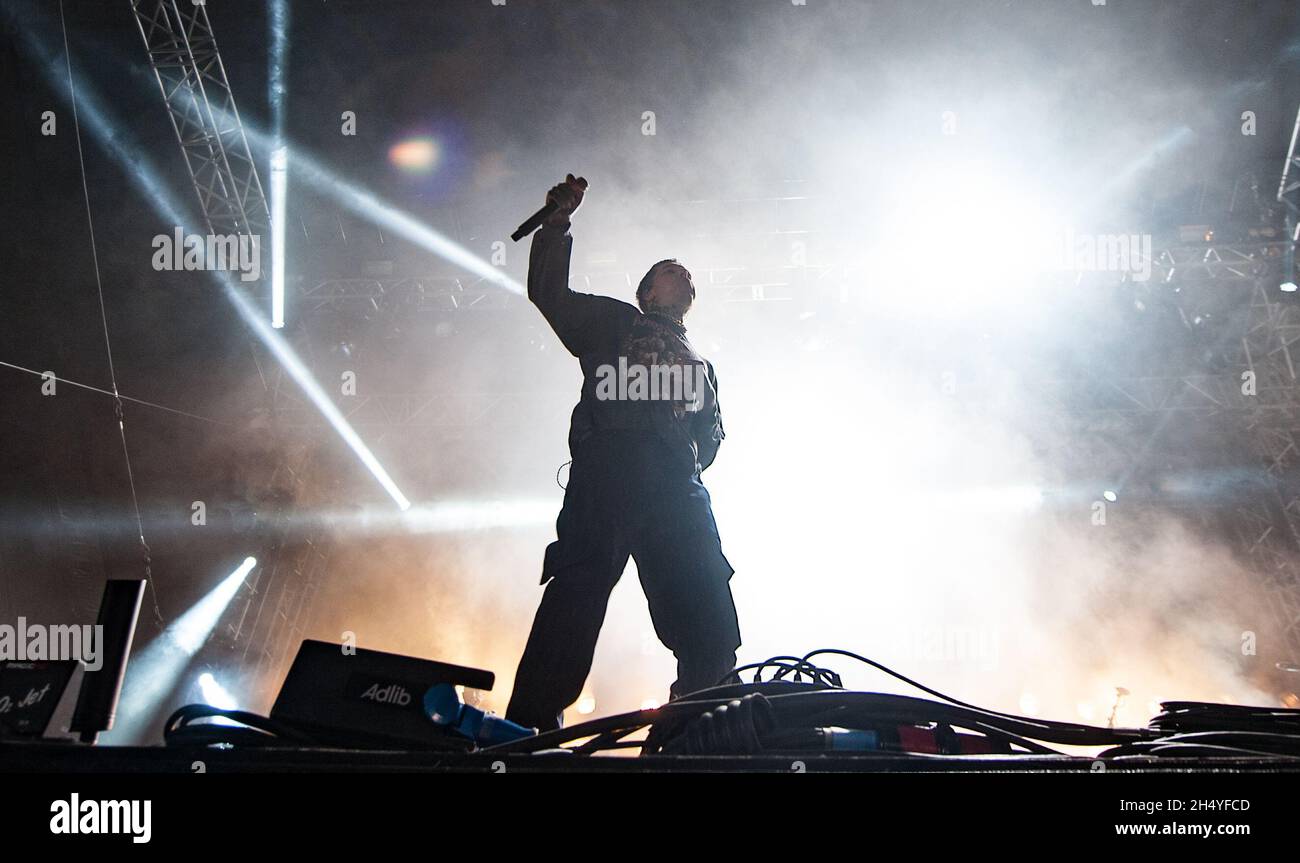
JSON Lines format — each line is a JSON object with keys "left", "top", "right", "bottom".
{"left": 505, "top": 175, "right": 743, "bottom": 732}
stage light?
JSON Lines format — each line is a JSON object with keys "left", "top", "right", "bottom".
{"left": 270, "top": 145, "right": 288, "bottom": 329}
{"left": 172, "top": 556, "right": 256, "bottom": 653}
{"left": 1103, "top": 490, "right": 1118, "bottom": 502}
{"left": 197, "top": 672, "right": 238, "bottom": 710}
{"left": 268, "top": 0, "right": 290, "bottom": 135}
{"left": 903, "top": 484, "right": 1044, "bottom": 513}
{"left": 199, "top": 95, "right": 521, "bottom": 292}
{"left": 1282, "top": 281, "right": 1297, "bottom": 293}
{"left": 222, "top": 283, "right": 411, "bottom": 511}
{"left": 268, "top": 0, "right": 289, "bottom": 329}
{"left": 17, "top": 20, "right": 411, "bottom": 511}
{"left": 196, "top": 671, "right": 242, "bottom": 727}
{"left": 386, "top": 498, "right": 556, "bottom": 533}
{"left": 292, "top": 149, "right": 522, "bottom": 294}
{"left": 109, "top": 557, "right": 256, "bottom": 743}
{"left": 860, "top": 161, "right": 1057, "bottom": 315}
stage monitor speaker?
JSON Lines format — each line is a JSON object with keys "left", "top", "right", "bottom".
{"left": 270, "top": 639, "right": 496, "bottom": 749}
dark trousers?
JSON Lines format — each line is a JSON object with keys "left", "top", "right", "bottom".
{"left": 505, "top": 430, "right": 742, "bottom": 732}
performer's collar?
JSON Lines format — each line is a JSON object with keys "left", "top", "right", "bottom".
{"left": 645, "top": 309, "right": 687, "bottom": 334}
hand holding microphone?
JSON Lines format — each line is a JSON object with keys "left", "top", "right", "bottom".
{"left": 512, "top": 173, "right": 588, "bottom": 240}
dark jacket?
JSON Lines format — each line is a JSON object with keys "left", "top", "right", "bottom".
{"left": 528, "top": 221, "right": 725, "bottom": 477}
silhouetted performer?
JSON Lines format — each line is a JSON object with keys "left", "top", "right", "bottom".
{"left": 506, "top": 175, "right": 742, "bottom": 731}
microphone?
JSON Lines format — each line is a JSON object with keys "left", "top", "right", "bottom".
{"left": 512, "top": 175, "right": 588, "bottom": 241}
{"left": 510, "top": 201, "right": 559, "bottom": 242}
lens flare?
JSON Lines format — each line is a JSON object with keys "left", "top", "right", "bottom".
{"left": 389, "top": 137, "right": 440, "bottom": 174}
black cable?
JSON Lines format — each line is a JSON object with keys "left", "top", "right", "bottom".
{"left": 163, "top": 704, "right": 319, "bottom": 748}
{"left": 660, "top": 694, "right": 776, "bottom": 755}
{"left": 713, "top": 657, "right": 840, "bottom": 689}
{"left": 796, "top": 648, "right": 1141, "bottom": 740}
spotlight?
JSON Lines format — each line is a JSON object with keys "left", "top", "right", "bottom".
{"left": 197, "top": 673, "right": 236, "bottom": 707}
{"left": 110, "top": 557, "right": 257, "bottom": 742}
{"left": 17, "top": 23, "right": 410, "bottom": 513}
{"left": 171, "top": 557, "right": 257, "bottom": 654}
{"left": 270, "top": 145, "right": 288, "bottom": 329}
{"left": 1281, "top": 281, "right": 1298, "bottom": 293}
{"left": 197, "top": 671, "right": 241, "bottom": 726}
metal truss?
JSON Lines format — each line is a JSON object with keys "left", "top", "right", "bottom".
{"left": 1279, "top": 104, "right": 1300, "bottom": 243}
{"left": 1148, "top": 240, "right": 1291, "bottom": 284}
{"left": 132, "top": 1, "right": 314, "bottom": 693}
{"left": 292, "top": 240, "right": 1288, "bottom": 319}
{"left": 129, "top": 0, "right": 269, "bottom": 238}
{"left": 286, "top": 262, "right": 854, "bottom": 317}
{"left": 1228, "top": 489, "right": 1300, "bottom": 663}
{"left": 223, "top": 440, "right": 332, "bottom": 698}
{"left": 1046, "top": 268, "right": 1300, "bottom": 661}
{"left": 297, "top": 276, "right": 516, "bottom": 315}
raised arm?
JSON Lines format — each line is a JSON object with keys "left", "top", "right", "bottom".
{"left": 528, "top": 175, "right": 635, "bottom": 357}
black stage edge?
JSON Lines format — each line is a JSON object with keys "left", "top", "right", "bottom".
{"left": 5, "top": 739, "right": 1300, "bottom": 773}
{"left": 2, "top": 746, "right": 1290, "bottom": 849}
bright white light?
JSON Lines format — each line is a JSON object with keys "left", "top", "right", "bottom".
{"left": 172, "top": 557, "right": 257, "bottom": 654}
{"left": 196, "top": 672, "right": 241, "bottom": 727}
{"left": 197, "top": 672, "right": 238, "bottom": 709}
{"left": 908, "top": 484, "right": 1044, "bottom": 513}
{"left": 311, "top": 164, "right": 523, "bottom": 294}
{"left": 110, "top": 557, "right": 256, "bottom": 743}
{"left": 576, "top": 694, "right": 597, "bottom": 715}
{"left": 859, "top": 161, "right": 1060, "bottom": 315}
{"left": 640, "top": 698, "right": 661, "bottom": 711}
{"left": 1282, "top": 281, "right": 1298, "bottom": 293}
{"left": 222, "top": 283, "right": 411, "bottom": 510}
{"left": 1103, "top": 489, "right": 1118, "bottom": 502}
{"left": 270, "top": 145, "right": 288, "bottom": 328}
{"left": 235, "top": 123, "right": 523, "bottom": 294}
{"left": 297, "top": 498, "right": 556, "bottom": 535}
{"left": 20, "top": 32, "right": 409, "bottom": 513}
{"left": 1018, "top": 692, "right": 1040, "bottom": 715}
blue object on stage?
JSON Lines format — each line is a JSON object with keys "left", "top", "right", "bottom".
{"left": 423, "top": 683, "right": 536, "bottom": 746}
